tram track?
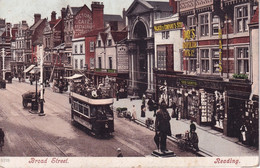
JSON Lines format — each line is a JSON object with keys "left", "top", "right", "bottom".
{"left": 1, "top": 83, "right": 68, "bottom": 156}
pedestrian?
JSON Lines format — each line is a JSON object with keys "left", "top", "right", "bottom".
{"left": 171, "top": 102, "right": 176, "bottom": 118}
{"left": 0, "top": 128, "right": 5, "bottom": 151}
{"left": 142, "top": 94, "right": 146, "bottom": 105}
{"left": 18, "top": 73, "right": 21, "bottom": 82}
{"left": 131, "top": 105, "right": 137, "bottom": 121}
{"left": 141, "top": 104, "right": 146, "bottom": 118}
{"left": 153, "top": 102, "right": 158, "bottom": 117}
{"left": 190, "top": 129, "right": 199, "bottom": 151}
{"left": 116, "top": 90, "right": 119, "bottom": 101}
{"left": 240, "top": 123, "right": 248, "bottom": 144}
{"left": 190, "top": 120, "right": 196, "bottom": 133}
{"left": 154, "top": 102, "right": 171, "bottom": 152}
{"left": 176, "top": 106, "right": 179, "bottom": 120}
{"left": 117, "top": 148, "right": 123, "bottom": 157}
{"left": 29, "top": 75, "right": 33, "bottom": 85}
{"left": 147, "top": 97, "right": 154, "bottom": 111}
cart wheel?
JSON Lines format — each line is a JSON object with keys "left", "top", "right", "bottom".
{"left": 23, "top": 100, "right": 28, "bottom": 108}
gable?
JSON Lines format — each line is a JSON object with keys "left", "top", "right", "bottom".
{"left": 126, "top": 0, "right": 153, "bottom": 16}
{"left": 74, "top": 6, "right": 93, "bottom": 38}
{"left": 43, "top": 22, "right": 51, "bottom": 34}
{"left": 127, "top": 3, "right": 150, "bottom": 15}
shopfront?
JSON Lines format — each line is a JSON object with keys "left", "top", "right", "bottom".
{"left": 156, "top": 72, "right": 227, "bottom": 131}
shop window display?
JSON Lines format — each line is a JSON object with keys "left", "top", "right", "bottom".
{"left": 187, "top": 89, "right": 199, "bottom": 119}
{"left": 213, "top": 91, "right": 225, "bottom": 129}
{"left": 200, "top": 90, "right": 213, "bottom": 123}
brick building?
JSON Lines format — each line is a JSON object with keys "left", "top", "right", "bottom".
{"left": 94, "top": 28, "right": 128, "bottom": 97}
{"left": 154, "top": 0, "right": 258, "bottom": 147}
{"left": 24, "top": 14, "right": 47, "bottom": 68}
{"left": 43, "top": 11, "right": 64, "bottom": 81}
{"left": 0, "top": 21, "right": 12, "bottom": 79}
{"left": 64, "top": 2, "right": 104, "bottom": 77}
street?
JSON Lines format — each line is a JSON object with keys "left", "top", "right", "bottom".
{"left": 0, "top": 80, "right": 196, "bottom": 157}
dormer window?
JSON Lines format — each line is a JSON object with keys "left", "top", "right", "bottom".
{"left": 98, "top": 40, "right": 101, "bottom": 47}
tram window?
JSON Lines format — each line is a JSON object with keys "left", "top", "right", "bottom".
{"left": 91, "top": 107, "right": 97, "bottom": 117}
{"left": 84, "top": 106, "right": 89, "bottom": 116}
{"left": 79, "top": 105, "right": 83, "bottom": 113}
{"left": 75, "top": 102, "right": 79, "bottom": 111}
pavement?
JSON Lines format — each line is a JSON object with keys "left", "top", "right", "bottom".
{"left": 113, "top": 97, "right": 259, "bottom": 157}
{"left": 14, "top": 78, "right": 259, "bottom": 157}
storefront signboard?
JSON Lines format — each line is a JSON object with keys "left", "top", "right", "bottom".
{"left": 179, "top": 79, "right": 198, "bottom": 86}
{"left": 154, "top": 22, "right": 183, "bottom": 32}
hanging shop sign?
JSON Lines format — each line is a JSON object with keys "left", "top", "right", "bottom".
{"left": 154, "top": 22, "right": 183, "bottom": 32}
{"left": 183, "top": 29, "right": 196, "bottom": 57}
{"left": 218, "top": 29, "right": 223, "bottom": 72}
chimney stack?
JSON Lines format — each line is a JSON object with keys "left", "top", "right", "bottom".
{"left": 34, "top": 14, "right": 41, "bottom": 24}
{"left": 169, "top": 0, "right": 178, "bottom": 14}
{"left": 91, "top": 2, "right": 104, "bottom": 29}
{"left": 51, "top": 11, "right": 56, "bottom": 22}
{"left": 22, "top": 20, "right": 27, "bottom": 25}
{"left": 61, "top": 8, "right": 66, "bottom": 19}
{"left": 123, "top": 8, "right": 126, "bottom": 27}
{"left": 61, "top": 8, "right": 66, "bottom": 43}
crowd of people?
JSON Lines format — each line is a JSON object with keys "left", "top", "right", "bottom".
{"left": 71, "top": 79, "right": 111, "bottom": 99}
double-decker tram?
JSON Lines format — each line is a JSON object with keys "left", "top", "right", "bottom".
{"left": 70, "top": 80, "right": 114, "bottom": 136}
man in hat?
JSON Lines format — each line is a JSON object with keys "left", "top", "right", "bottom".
{"left": 117, "top": 148, "right": 123, "bottom": 157}
{"left": 155, "top": 102, "right": 171, "bottom": 152}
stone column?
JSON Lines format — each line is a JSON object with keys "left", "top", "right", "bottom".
{"left": 151, "top": 51, "right": 154, "bottom": 91}
{"left": 147, "top": 52, "right": 151, "bottom": 90}
{"left": 131, "top": 52, "right": 134, "bottom": 87}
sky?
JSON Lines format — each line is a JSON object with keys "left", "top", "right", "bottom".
{"left": 0, "top": 0, "right": 168, "bottom": 26}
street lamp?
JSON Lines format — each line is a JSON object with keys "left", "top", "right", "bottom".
{"left": 2, "top": 48, "right": 5, "bottom": 80}
{"left": 38, "top": 45, "right": 45, "bottom": 116}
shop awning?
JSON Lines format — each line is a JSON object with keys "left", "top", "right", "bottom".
{"left": 23, "top": 65, "right": 35, "bottom": 73}
{"left": 29, "top": 67, "right": 40, "bottom": 74}
{"left": 64, "top": 74, "right": 83, "bottom": 80}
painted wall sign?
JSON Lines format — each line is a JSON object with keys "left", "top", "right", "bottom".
{"left": 154, "top": 22, "right": 183, "bottom": 31}
{"left": 74, "top": 11, "right": 92, "bottom": 38}
{"left": 117, "top": 45, "right": 128, "bottom": 72}
{"left": 183, "top": 29, "right": 196, "bottom": 57}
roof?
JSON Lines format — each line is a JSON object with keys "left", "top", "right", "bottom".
{"left": 111, "top": 31, "right": 127, "bottom": 43}
{"left": 49, "top": 19, "right": 61, "bottom": 28}
{"left": 100, "top": 32, "right": 108, "bottom": 43}
{"left": 71, "top": 7, "right": 82, "bottom": 15}
{"left": 104, "top": 14, "right": 123, "bottom": 22}
{"left": 250, "top": 7, "right": 259, "bottom": 25}
{"left": 126, "top": 0, "right": 172, "bottom": 15}
{"left": 53, "top": 43, "right": 65, "bottom": 50}
{"left": 147, "top": 1, "right": 173, "bottom": 12}
{"left": 30, "top": 19, "right": 45, "bottom": 31}
{"left": 84, "top": 28, "right": 107, "bottom": 37}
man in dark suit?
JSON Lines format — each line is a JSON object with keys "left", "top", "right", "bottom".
{"left": 155, "top": 103, "right": 171, "bottom": 152}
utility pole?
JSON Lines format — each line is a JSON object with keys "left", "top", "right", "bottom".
{"left": 39, "top": 45, "right": 45, "bottom": 116}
